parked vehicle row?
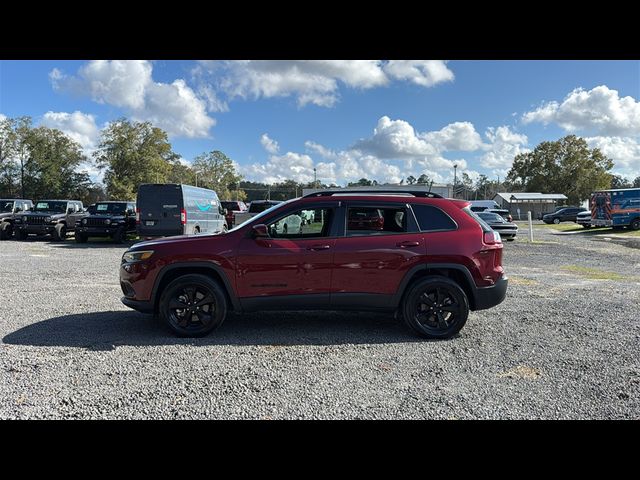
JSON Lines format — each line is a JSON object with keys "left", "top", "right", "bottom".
{"left": 0, "top": 199, "right": 34, "bottom": 240}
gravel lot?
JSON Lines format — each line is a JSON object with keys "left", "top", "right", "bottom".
{"left": 1, "top": 227, "right": 639, "bottom": 419}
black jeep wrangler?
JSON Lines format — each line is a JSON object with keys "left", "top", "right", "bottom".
{"left": 75, "top": 201, "right": 136, "bottom": 243}
{"left": 0, "top": 199, "right": 34, "bottom": 240}
{"left": 14, "top": 199, "right": 84, "bottom": 241}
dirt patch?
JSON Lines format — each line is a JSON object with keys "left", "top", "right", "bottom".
{"left": 498, "top": 365, "right": 541, "bottom": 379}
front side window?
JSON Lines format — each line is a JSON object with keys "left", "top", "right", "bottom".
{"left": 267, "top": 208, "right": 332, "bottom": 238}
{"left": 1, "top": 201, "right": 13, "bottom": 213}
{"left": 346, "top": 206, "right": 407, "bottom": 236}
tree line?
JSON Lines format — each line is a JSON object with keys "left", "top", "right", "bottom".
{"left": 1, "top": 115, "right": 636, "bottom": 206}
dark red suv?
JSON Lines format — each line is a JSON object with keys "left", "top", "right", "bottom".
{"left": 120, "top": 190, "right": 508, "bottom": 339}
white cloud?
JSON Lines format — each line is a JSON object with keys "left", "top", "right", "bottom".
{"left": 383, "top": 60, "right": 454, "bottom": 87}
{"left": 480, "top": 126, "right": 529, "bottom": 170}
{"left": 260, "top": 133, "right": 280, "bottom": 154}
{"left": 354, "top": 116, "right": 439, "bottom": 158}
{"left": 196, "top": 60, "right": 454, "bottom": 108}
{"left": 50, "top": 61, "right": 214, "bottom": 138}
{"left": 421, "top": 121, "right": 483, "bottom": 151}
{"left": 41, "top": 111, "right": 99, "bottom": 150}
{"left": 522, "top": 85, "right": 640, "bottom": 136}
{"left": 585, "top": 136, "right": 640, "bottom": 177}
{"left": 243, "top": 151, "right": 316, "bottom": 184}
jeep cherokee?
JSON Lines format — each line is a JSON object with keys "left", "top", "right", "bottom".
{"left": 76, "top": 201, "right": 136, "bottom": 243}
{"left": 14, "top": 199, "right": 84, "bottom": 241}
{"left": 119, "top": 190, "right": 508, "bottom": 339}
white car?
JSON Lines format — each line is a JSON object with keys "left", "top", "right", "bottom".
{"left": 576, "top": 210, "right": 592, "bottom": 228}
{"left": 273, "top": 214, "right": 302, "bottom": 234}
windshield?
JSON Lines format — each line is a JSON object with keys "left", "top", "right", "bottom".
{"left": 229, "top": 199, "right": 296, "bottom": 232}
{"left": 90, "top": 203, "right": 126, "bottom": 215}
{"left": 33, "top": 201, "right": 67, "bottom": 213}
{"left": 479, "top": 213, "right": 503, "bottom": 222}
{"left": 0, "top": 201, "right": 14, "bottom": 213}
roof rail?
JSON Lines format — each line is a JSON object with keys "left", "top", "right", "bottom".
{"left": 303, "top": 189, "right": 443, "bottom": 199}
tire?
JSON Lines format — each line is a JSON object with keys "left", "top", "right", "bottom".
{"left": 401, "top": 276, "right": 469, "bottom": 339}
{"left": 506, "top": 237, "right": 515, "bottom": 241}
{"left": 75, "top": 232, "right": 88, "bottom": 243}
{"left": 15, "top": 229, "right": 27, "bottom": 241}
{"left": 0, "top": 222, "right": 12, "bottom": 240}
{"left": 553, "top": 218, "right": 560, "bottom": 224}
{"left": 630, "top": 218, "right": 640, "bottom": 231}
{"left": 159, "top": 274, "right": 227, "bottom": 337}
{"left": 53, "top": 224, "right": 67, "bottom": 241}
{"left": 112, "top": 227, "right": 126, "bottom": 243}
{"left": 582, "top": 224, "right": 591, "bottom": 229}
{"left": 194, "top": 226, "right": 200, "bottom": 235}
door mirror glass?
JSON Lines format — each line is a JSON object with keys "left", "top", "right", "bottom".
{"left": 252, "top": 224, "right": 269, "bottom": 238}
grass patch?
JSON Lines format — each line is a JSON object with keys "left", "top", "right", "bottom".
{"left": 561, "top": 265, "right": 627, "bottom": 281}
{"left": 531, "top": 223, "right": 583, "bottom": 231}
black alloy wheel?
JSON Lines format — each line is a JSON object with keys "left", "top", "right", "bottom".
{"left": 631, "top": 218, "right": 640, "bottom": 231}
{"left": 553, "top": 218, "right": 560, "bottom": 224}
{"left": 402, "top": 276, "right": 469, "bottom": 339}
{"left": 159, "top": 274, "right": 227, "bottom": 337}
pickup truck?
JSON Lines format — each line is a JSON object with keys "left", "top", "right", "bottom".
{"left": 233, "top": 200, "right": 282, "bottom": 226}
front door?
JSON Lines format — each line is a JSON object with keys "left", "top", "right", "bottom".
{"left": 236, "top": 206, "right": 337, "bottom": 308}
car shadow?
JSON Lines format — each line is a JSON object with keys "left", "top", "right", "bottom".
{"left": 2, "top": 310, "right": 427, "bottom": 348}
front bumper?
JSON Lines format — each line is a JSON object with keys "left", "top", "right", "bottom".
{"left": 76, "top": 226, "right": 119, "bottom": 236}
{"left": 473, "top": 274, "right": 508, "bottom": 310}
{"left": 121, "top": 296, "right": 154, "bottom": 314}
{"left": 15, "top": 224, "right": 57, "bottom": 235}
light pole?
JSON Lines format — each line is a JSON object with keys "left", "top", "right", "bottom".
{"left": 314, "top": 167, "right": 317, "bottom": 188}
{"left": 453, "top": 164, "right": 458, "bottom": 198}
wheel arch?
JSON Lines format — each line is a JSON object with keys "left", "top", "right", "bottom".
{"left": 393, "top": 263, "right": 478, "bottom": 311}
{"left": 152, "top": 262, "right": 240, "bottom": 314}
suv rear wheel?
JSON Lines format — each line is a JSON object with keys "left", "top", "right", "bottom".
{"left": 159, "top": 274, "right": 227, "bottom": 337}
{"left": 112, "top": 226, "right": 126, "bottom": 243}
{"left": 402, "top": 276, "right": 469, "bottom": 339}
{"left": 75, "top": 232, "right": 88, "bottom": 243}
{"left": 553, "top": 218, "right": 560, "bottom": 224}
{"left": 631, "top": 218, "right": 640, "bottom": 231}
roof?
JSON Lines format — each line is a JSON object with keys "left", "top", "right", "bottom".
{"left": 494, "top": 192, "right": 568, "bottom": 202}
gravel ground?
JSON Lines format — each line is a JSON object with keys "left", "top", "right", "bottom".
{"left": 1, "top": 228, "right": 639, "bottom": 419}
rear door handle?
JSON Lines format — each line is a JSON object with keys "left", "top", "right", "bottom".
{"left": 396, "top": 241, "right": 421, "bottom": 248}
{"left": 307, "top": 244, "right": 331, "bottom": 251}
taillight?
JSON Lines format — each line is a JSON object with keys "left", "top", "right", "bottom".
{"left": 135, "top": 208, "right": 140, "bottom": 225}
{"left": 180, "top": 208, "right": 187, "bottom": 225}
{"left": 483, "top": 231, "right": 502, "bottom": 245}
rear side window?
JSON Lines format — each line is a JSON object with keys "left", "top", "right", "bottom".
{"left": 346, "top": 206, "right": 407, "bottom": 236}
{"left": 411, "top": 204, "right": 457, "bottom": 231}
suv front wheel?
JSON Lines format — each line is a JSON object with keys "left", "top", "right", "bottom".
{"left": 401, "top": 276, "right": 469, "bottom": 339}
{"left": 159, "top": 274, "right": 227, "bottom": 337}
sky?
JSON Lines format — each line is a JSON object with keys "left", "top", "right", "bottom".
{"left": 1, "top": 60, "right": 639, "bottom": 186}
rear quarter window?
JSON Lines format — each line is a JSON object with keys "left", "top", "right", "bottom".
{"left": 411, "top": 204, "right": 457, "bottom": 231}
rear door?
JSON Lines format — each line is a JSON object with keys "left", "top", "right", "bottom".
{"left": 137, "top": 184, "right": 183, "bottom": 237}
{"left": 331, "top": 202, "right": 424, "bottom": 307}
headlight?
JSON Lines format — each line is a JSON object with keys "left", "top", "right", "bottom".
{"left": 22, "top": 216, "right": 27, "bottom": 222}
{"left": 82, "top": 218, "right": 87, "bottom": 225}
{"left": 105, "top": 219, "right": 111, "bottom": 225}
{"left": 46, "top": 217, "right": 53, "bottom": 223}
{"left": 122, "top": 250, "right": 154, "bottom": 263}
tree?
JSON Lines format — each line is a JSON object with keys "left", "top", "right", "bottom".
{"left": 24, "top": 126, "right": 88, "bottom": 200}
{"left": 506, "top": 135, "right": 613, "bottom": 204}
{"left": 0, "top": 116, "right": 19, "bottom": 197}
{"left": 417, "top": 174, "right": 431, "bottom": 185}
{"left": 192, "top": 150, "right": 245, "bottom": 201}
{"left": 95, "top": 119, "right": 176, "bottom": 200}
{"left": 634, "top": 176, "right": 640, "bottom": 188}
{"left": 611, "top": 174, "right": 632, "bottom": 189}
{"left": 347, "top": 178, "right": 374, "bottom": 187}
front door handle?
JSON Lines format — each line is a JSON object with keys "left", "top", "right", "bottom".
{"left": 396, "top": 241, "right": 421, "bottom": 248}
{"left": 307, "top": 244, "right": 331, "bottom": 251}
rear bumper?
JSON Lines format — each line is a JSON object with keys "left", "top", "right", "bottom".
{"left": 473, "top": 274, "right": 508, "bottom": 311}
{"left": 121, "top": 296, "right": 154, "bottom": 314}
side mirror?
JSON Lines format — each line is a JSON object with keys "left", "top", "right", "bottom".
{"left": 67, "top": 208, "right": 75, "bottom": 214}
{"left": 251, "top": 224, "right": 269, "bottom": 238}
{"left": 14, "top": 207, "right": 22, "bottom": 213}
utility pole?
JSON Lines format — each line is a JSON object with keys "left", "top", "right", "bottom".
{"left": 453, "top": 164, "right": 458, "bottom": 199}
{"left": 314, "top": 167, "right": 317, "bottom": 188}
